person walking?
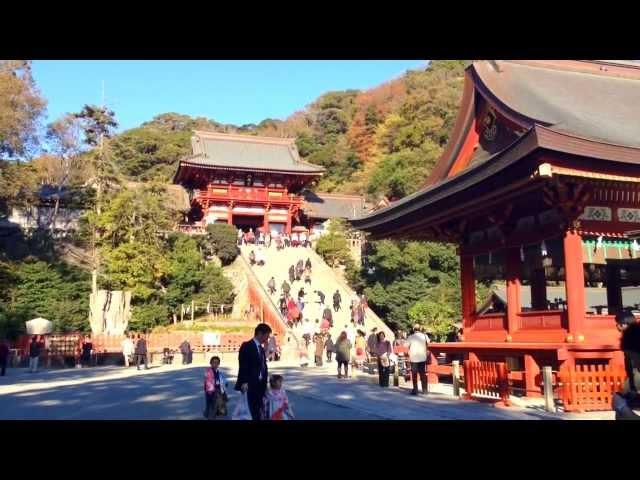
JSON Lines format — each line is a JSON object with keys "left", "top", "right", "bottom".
{"left": 322, "top": 306, "right": 333, "bottom": 328}
{"left": 314, "top": 332, "right": 325, "bottom": 367}
{"left": 315, "top": 290, "right": 326, "bottom": 308}
{"left": 354, "top": 330, "right": 367, "bottom": 370}
{"left": 135, "top": 334, "right": 149, "bottom": 370}
{"left": 249, "top": 250, "right": 256, "bottom": 266}
{"left": 284, "top": 233, "right": 290, "bottom": 248}
{"left": 304, "top": 268, "right": 312, "bottom": 285}
{"left": 267, "top": 277, "right": 277, "bottom": 296}
{"left": 305, "top": 257, "right": 312, "bottom": 272}
{"left": 288, "top": 265, "right": 295, "bottom": 284}
{"left": 356, "top": 304, "right": 365, "bottom": 326}
{"left": 237, "top": 228, "right": 243, "bottom": 246}
{"left": 203, "top": 355, "right": 229, "bottom": 420}
{"left": 0, "top": 339, "right": 9, "bottom": 376}
{"left": 297, "top": 288, "right": 305, "bottom": 312}
{"left": 296, "top": 259, "right": 304, "bottom": 279}
{"left": 180, "top": 339, "right": 192, "bottom": 365}
{"left": 267, "top": 335, "right": 278, "bottom": 362}
{"left": 235, "top": 323, "right": 272, "bottom": 421}
{"left": 28, "top": 336, "right": 41, "bottom": 373}
{"left": 279, "top": 294, "right": 288, "bottom": 319}
{"left": 334, "top": 331, "right": 352, "bottom": 379}
{"left": 376, "top": 332, "right": 393, "bottom": 387}
{"left": 407, "top": 325, "right": 430, "bottom": 395}
{"left": 360, "top": 293, "right": 369, "bottom": 320}
{"left": 302, "top": 318, "right": 313, "bottom": 346}
{"left": 617, "top": 311, "right": 640, "bottom": 397}
{"left": 324, "top": 334, "right": 334, "bottom": 363}
{"left": 121, "top": 334, "right": 134, "bottom": 367}
{"left": 300, "top": 231, "right": 307, "bottom": 247}
{"left": 281, "top": 280, "right": 291, "bottom": 297}
{"left": 81, "top": 336, "right": 93, "bottom": 367}
{"left": 264, "top": 374, "right": 295, "bottom": 420}
{"left": 333, "top": 290, "right": 342, "bottom": 312}
{"left": 367, "top": 328, "right": 378, "bottom": 362}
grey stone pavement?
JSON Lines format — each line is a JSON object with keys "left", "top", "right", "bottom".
{"left": 0, "top": 356, "right": 613, "bottom": 420}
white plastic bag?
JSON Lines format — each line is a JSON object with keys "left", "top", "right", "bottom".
{"left": 232, "top": 393, "right": 252, "bottom": 420}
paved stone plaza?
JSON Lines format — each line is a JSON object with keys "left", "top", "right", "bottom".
{"left": 0, "top": 357, "right": 613, "bottom": 420}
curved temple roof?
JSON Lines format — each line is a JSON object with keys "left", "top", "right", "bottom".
{"left": 352, "top": 60, "right": 640, "bottom": 235}
{"left": 473, "top": 60, "right": 640, "bottom": 148}
{"left": 176, "top": 131, "right": 325, "bottom": 176}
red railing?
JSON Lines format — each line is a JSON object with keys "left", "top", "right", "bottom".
{"left": 463, "top": 360, "right": 511, "bottom": 406}
{"left": 194, "top": 185, "right": 303, "bottom": 207}
{"left": 558, "top": 363, "right": 627, "bottom": 412}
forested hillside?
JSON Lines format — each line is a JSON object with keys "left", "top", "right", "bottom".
{"left": 108, "top": 60, "right": 470, "bottom": 200}
{"left": 0, "top": 59, "right": 470, "bottom": 337}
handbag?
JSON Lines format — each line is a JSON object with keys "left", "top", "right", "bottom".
{"left": 379, "top": 352, "right": 390, "bottom": 368}
{"left": 232, "top": 393, "right": 252, "bottom": 420}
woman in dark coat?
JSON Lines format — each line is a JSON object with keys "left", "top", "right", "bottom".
{"left": 334, "top": 332, "right": 352, "bottom": 379}
{"left": 81, "top": 336, "right": 93, "bottom": 367}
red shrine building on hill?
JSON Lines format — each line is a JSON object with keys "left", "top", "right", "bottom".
{"left": 173, "top": 130, "right": 368, "bottom": 234}
{"left": 352, "top": 60, "right": 640, "bottom": 396}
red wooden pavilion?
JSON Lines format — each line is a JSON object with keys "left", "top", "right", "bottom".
{"left": 173, "top": 131, "right": 325, "bottom": 235}
{"left": 352, "top": 60, "right": 640, "bottom": 397}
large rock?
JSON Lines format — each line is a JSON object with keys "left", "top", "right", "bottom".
{"left": 89, "top": 290, "right": 131, "bottom": 335}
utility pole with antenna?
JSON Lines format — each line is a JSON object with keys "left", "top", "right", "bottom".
{"left": 91, "top": 80, "right": 106, "bottom": 295}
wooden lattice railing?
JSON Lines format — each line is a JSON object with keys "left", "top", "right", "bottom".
{"left": 558, "top": 364, "right": 627, "bottom": 412}
{"left": 463, "top": 360, "right": 511, "bottom": 406}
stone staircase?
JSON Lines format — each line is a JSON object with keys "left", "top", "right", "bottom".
{"left": 239, "top": 244, "right": 394, "bottom": 343}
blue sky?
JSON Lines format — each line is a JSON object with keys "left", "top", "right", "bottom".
{"left": 31, "top": 60, "right": 428, "bottom": 132}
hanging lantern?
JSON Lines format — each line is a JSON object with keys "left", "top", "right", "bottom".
{"left": 541, "top": 240, "right": 548, "bottom": 257}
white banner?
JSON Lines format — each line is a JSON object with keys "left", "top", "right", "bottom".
{"left": 202, "top": 331, "right": 221, "bottom": 346}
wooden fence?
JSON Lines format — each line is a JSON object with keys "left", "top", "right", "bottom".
{"left": 463, "top": 360, "right": 511, "bottom": 406}
{"left": 557, "top": 364, "right": 627, "bottom": 412}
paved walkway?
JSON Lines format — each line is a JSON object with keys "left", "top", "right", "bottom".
{"left": 0, "top": 359, "right": 613, "bottom": 420}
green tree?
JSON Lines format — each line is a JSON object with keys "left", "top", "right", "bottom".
{"left": 202, "top": 223, "right": 239, "bottom": 265}
{"left": 0, "top": 60, "right": 47, "bottom": 159}
{"left": 101, "top": 241, "right": 168, "bottom": 302}
{"left": 8, "top": 259, "right": 90, "bottom": 332}
{"left": 197, "top": 263, "right": 235, "bottom": 305}
{"left": 356, "top": 240, "right": 460, "bottom": 331}
{"left": 315, "top": 219, "right": 354, "bottom": 269}
{"left": 130, "top": 302, "right": 169, "bottom": 332}
{"left": 408, "top": 284, "right": 459, "bottom": 341}
{"left": 165, "top": 234, "right": 205, "bottom": 310}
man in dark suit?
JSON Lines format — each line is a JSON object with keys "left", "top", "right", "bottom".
{"left": 235, "top": 323, "right": 272, "bottom": 420}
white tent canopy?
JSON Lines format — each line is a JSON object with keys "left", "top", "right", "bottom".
{"left": 25, "top": 317, "right": 53, "bottom": 335}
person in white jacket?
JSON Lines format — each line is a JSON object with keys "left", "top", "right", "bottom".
{"left": 121, "top": 334, "right": 135, "bottom": 368}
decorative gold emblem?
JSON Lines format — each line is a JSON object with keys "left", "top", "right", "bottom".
{"left": 482, "top": 108, "right": 498, "bottom": 141}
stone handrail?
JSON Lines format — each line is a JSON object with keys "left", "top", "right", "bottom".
{"left": 237, "top": 253, "right": 302, "bottom": 359}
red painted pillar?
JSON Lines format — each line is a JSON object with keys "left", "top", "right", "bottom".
{"left": 227, "top": 201, "right": 233, "bottom": 225}
{"left": 286, "top": 206, "right": 292, "bottom": 234}
{"left": 523, "top": 354, "right": 542, "bottom": 397}
{"left": 460, "top": 254, "right": 475, "bottom": 331}
{"left": 563, "top": 229, "right": 586, "bottom": 339}
{"left": 427, "top": 351, "right": 439, "bottom": 384}
{"left": 505, "top": 247, "right": 521, "bottom": 335}
{"left": 263, "top": 207, "right": 270, "bottom": 234}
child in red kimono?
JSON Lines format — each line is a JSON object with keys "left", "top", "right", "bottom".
{"left": 264, "top": 375, "right": 294, "bottom": 420}
{"left": 203, "top": 356, "right": 228, "bottom": 420}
